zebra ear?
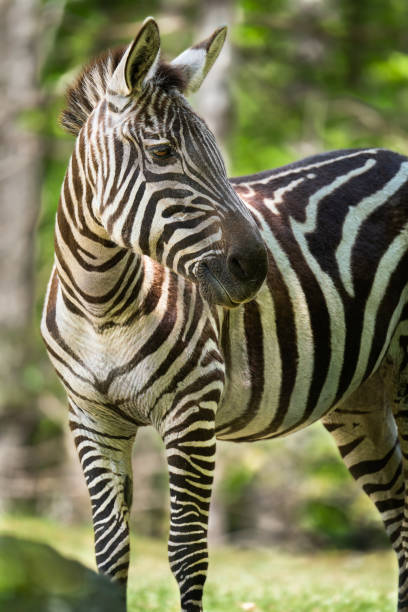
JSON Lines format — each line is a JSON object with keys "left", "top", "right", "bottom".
{"left": 108, "top": 17, "right": 160, "bottom": 98}
{"left": 171, "top": 26, "right": 227, "bottom": 94}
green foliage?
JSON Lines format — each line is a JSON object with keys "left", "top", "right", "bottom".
{"left": 22, "top": 364, "right": 45, "bottom": 395}
{"left": 220, "top": 462, "right": 257, "bottom": 503}
{"left": 229, "top": 0, "right": 408, "bottom": 175}
{"left": 29, "top": 417, "right": 63, "bottom": 445}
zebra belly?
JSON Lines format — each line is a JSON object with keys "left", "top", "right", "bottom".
{"left": 214, "top": 285, "right": 344, "bottom": 441}
{"left": 215, "top": 314, "right": 406, "bottom": 443}
{"left": 215, "top": 347, "right": 359, "bottom": 443}
{"left": 215, "top": 358, "right": 340, "bottom": 443}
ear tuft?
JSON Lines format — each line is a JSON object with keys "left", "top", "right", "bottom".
{"left": 171, "top": 25, "right": 227, "bottom": 94}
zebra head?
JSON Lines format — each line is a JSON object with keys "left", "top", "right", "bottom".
{"left": 87, "top": 18, "right": 267, "bottom": 308}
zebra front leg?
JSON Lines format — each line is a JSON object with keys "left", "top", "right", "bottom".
{"left": 69, "top": 400, "right": 137, "bottom": 603}
{"left": 162, "top": 407, "right": 216, "bottom": 612}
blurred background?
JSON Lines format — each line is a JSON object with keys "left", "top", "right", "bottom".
{"left": 1, "top": 0, "right": 408, "bottom": 609}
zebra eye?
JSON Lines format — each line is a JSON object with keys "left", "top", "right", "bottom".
{"left": 149, "top": 145, "right": 173, "bottom": 160}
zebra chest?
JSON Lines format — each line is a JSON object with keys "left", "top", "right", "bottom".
{"left": 48, "top": 301, "right": 220, "bottom": 424}
{"left": 46, "top": 315, "right": 170, "bottom": 418}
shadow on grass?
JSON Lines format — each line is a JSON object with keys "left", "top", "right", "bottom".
{"left": 0, "top": 535, "right": 125, "bottom": 612}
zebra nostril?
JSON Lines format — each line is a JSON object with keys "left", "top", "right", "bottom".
{"left": 227, "top": 242, "right": 268, "bottom": 289}
{"left": 228, "top": 255, "right": 248, "bottom": 281}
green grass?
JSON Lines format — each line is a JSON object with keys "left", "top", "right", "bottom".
{"left": 1, "top": 515, "right": 398, "bottom": 611}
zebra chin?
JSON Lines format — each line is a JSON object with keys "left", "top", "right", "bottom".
{"left": 196, "top": 260, "right": 265, "bottom": 308}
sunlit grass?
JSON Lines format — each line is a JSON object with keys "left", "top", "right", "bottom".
{"left": 1, "top": 515, "right": 398, "bottom": 611}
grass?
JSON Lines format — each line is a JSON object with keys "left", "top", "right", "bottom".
{"left": 0, "top": 515, "right": 398, "bottom": 611}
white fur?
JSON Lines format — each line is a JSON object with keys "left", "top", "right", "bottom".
{"left": 172, "top": 47, "right": 207, "bottom": 91}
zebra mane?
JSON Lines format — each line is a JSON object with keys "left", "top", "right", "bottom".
{"left": 61, "top": 47, "right": 187, "bottom": 136}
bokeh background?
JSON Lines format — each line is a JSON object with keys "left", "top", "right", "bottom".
{"left": 1, "top": 0, "right": 408, "bottom": 610}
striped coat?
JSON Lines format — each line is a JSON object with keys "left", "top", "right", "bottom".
{"left": 42, "top": 17, "right": 408, "bottom": 612}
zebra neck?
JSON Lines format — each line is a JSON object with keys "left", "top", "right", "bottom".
{"left": 54, "top": 159, "right": 151, "bottom": 324}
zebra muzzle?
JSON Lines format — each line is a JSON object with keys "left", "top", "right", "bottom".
{"left": 197, "top": 253, "right": 267, "bottom": 308}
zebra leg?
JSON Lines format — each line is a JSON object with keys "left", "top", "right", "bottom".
{"left": 162, "top": 408, "right": 216, "bottom": 612}
{"left": 69, "top": 400, "right": 137, "bottom": 601}
{"left": 322, "top": 364, "right": 407, "bottom": 611}
{"left": 394, "top": 370, "right": 408, "bottom": 610}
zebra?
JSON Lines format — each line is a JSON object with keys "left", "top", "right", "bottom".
{"left": 41, "top": 15, "right": 408, "bottom": 612}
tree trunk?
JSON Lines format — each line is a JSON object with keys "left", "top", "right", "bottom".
{"left": 0, "top": 0, "right": 43, "bottom": 512}
{"left": 0, "top": 0, "right": 42, "bottom": 394}
{"left": 194, "top": 0, "right": 234, "bottom": 163}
